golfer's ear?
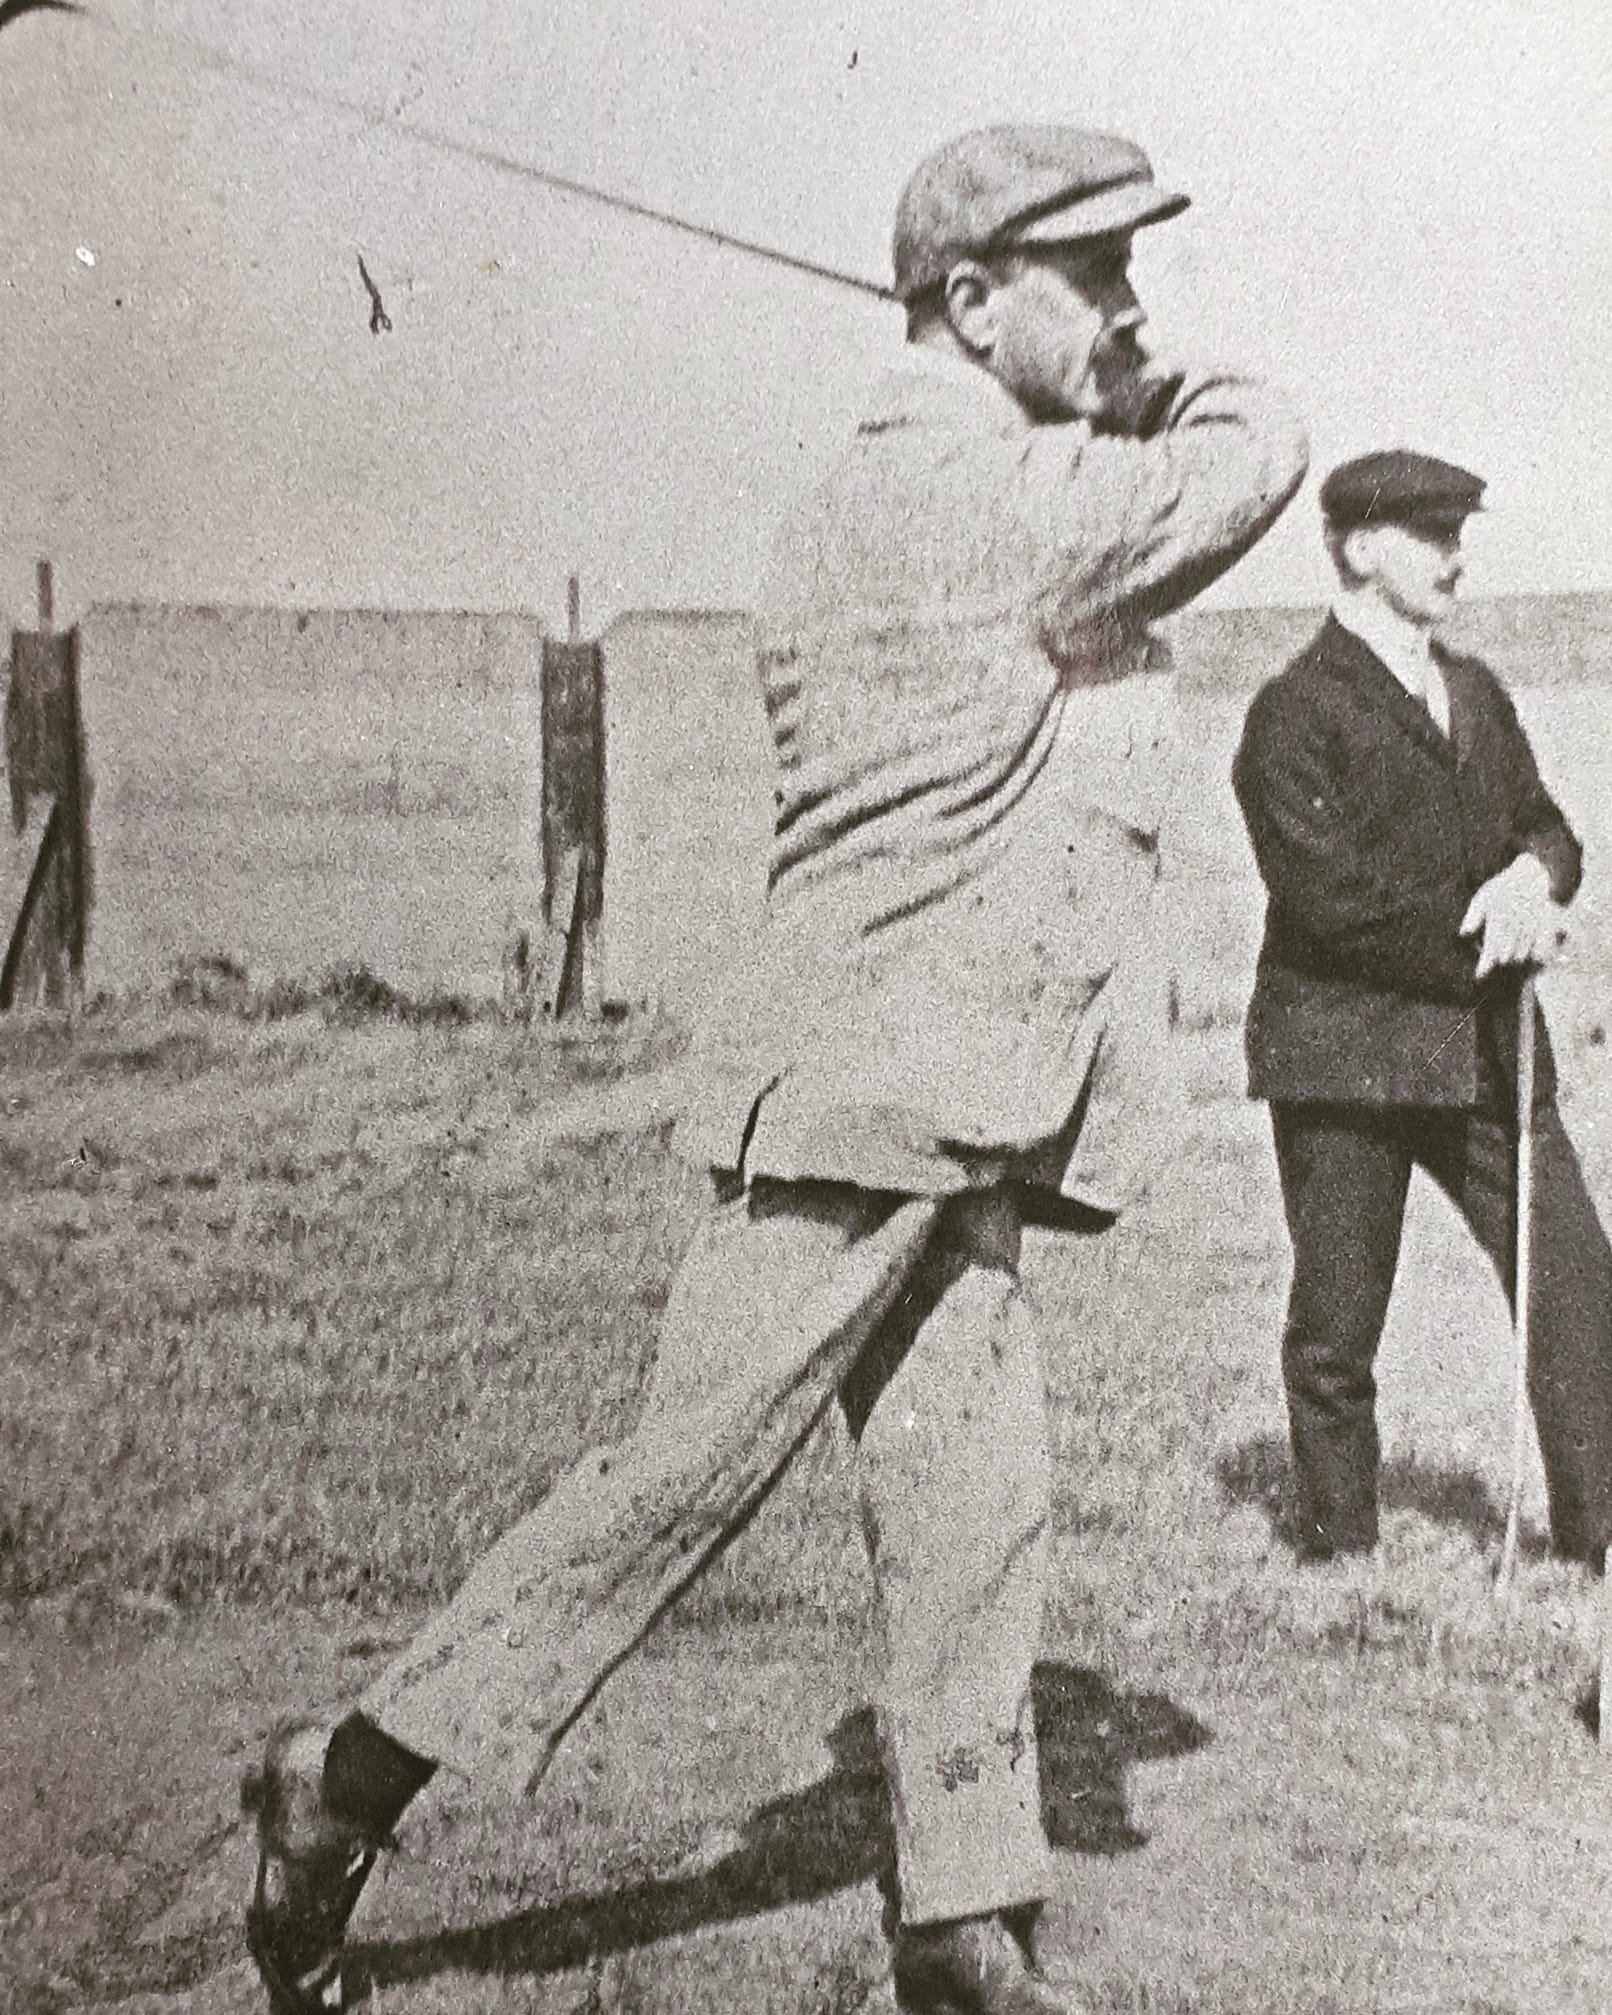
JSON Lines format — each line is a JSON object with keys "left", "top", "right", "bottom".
{"left": 943, "top": 261, "right": 999, "bottom": 355}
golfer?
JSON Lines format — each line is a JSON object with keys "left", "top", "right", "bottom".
{"left": 1233, "top": 450, "right": 1612, "bottom": 1569}
{"left": 244, "top": 124, "right": 1306, "bottom": 2015}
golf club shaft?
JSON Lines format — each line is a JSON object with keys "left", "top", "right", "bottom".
{"left": 99, "top": 16, "right": 898, "bottom": 304}
{"left": 1498, "top": 972, "right": 1537, "bottom": 1588}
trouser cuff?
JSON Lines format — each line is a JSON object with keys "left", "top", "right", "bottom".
{"left": 884, "top": 1710, "right": 1052, "bottom": 1927}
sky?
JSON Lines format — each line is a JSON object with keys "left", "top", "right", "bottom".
{"left": 1, "top": 0, "right": 1609, "bottom": 630}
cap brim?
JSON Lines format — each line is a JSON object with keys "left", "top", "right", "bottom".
{"left": 1010, "top": 181, "right": 1190, "bottom": 246}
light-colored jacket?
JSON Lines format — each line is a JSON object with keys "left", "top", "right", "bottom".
{"left": 682, "top": 348, "right": 1307, "bottom": 1209}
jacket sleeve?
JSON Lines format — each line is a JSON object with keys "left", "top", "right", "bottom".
{"left": 1232, "top": 683, "right": 1481, "bottom": 1003}
{"left": 1030, "top": 371, "right": 1310, "bottom": 642}
{"left": 1480, "top": 670, "right": 1583, "bottom": 904}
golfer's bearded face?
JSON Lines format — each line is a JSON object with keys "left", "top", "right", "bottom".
{"left": 973, "top": 235, "right": 1147, "bottom": 424}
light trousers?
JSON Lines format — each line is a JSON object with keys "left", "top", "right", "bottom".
{"left": 362, "top": 1177, "right": 1055, "bottom": 1925}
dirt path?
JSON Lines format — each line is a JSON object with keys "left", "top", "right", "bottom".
{"left": 4, "top": 1604, "right": 1611, "bottom": 2015}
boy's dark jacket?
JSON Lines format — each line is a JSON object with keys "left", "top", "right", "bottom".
{"left": 1232, "top": 614, "right": 1580, "bottom": 1108}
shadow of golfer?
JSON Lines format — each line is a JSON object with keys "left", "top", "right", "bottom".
{"left": 352, "top": 1659, "right": 1210, "bottom": 1996}
{"left": 1217, "top": 1431, "right": 1546, "bottom": 1558}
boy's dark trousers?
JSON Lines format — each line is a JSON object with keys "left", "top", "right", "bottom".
{"left": 1270, "top": 1085, "right": 1612, "bottom": 1563}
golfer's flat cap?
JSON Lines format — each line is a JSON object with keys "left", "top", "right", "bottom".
{"left": 1320, "top": 450, "right": 1486, "bottom": 533}
{"left": 892, "top": 124, "right": 1188, "bottom": 300}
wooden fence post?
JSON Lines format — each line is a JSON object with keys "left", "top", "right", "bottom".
{"left": 537, "top": 577, "right": 604, "bottom": 1020}
{"left": 1, "top": 560, "right": 91, "bottom": 1015}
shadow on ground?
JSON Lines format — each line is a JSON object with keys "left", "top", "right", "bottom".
{"left": 352, "top": 1660, "right": 1209, "bottom": 1997}
{"left": 62, "top": 1660, "right": 1207, "bottom": 2006}
{"left": 1217, "top": 1430, "right": 1546, "bottom": 1558}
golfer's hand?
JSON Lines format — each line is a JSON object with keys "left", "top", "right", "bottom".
{"left": 1460, "top": 854, "right": 1568, "bottom": 980}
{"left": 1088, "top": 331, "right": 1188, "bottom": 437}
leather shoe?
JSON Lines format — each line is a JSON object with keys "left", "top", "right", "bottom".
{"left": 892, "top": 1909, "right": 1089, "bottom": 2014}
{"left": 242, "top": 1723, "right": 386, "bottom": 2013}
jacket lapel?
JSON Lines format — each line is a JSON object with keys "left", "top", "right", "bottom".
{"left": 1318, "top": 615, "right": 1457, "bottom": 767}
{"left": 1430, "top": 641, "right": 1478, "bottom": 765}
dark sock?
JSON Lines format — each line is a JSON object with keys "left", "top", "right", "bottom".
{"left": 322, "top": 1712, "right": 437, "bottom": 1837}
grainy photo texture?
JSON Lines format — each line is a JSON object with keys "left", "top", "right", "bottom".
{"left": 3, "top": 5, "right": 1612, "bottom": 2013}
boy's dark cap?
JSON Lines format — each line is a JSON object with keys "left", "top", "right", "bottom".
{"left": 1320, "top": 450, "right": 1487, "bottom": 535}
